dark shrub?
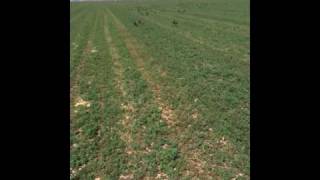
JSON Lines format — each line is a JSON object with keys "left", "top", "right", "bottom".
{"left": 172, "top": 20, "right": 178, "bottom": 25}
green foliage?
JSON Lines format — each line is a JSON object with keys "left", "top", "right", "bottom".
{"left": 71, "top": 0, "right": 249, "bottom": 179}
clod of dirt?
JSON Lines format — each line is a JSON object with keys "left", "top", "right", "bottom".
{"left": 231, "top": 173, "right": 244, "bottom": 180}
{"left": 145, "top": 147, "right": 152, "bottom": 153}
{"left": 121, "top": 103, "right": 134, "bottom": 112}
{"left": 119, "top": 174, "right": 134, "bottom": 180}
{"left": 218, "top": 136, "right": 228, "bottom": 146}
{"left": 72, "top": 144, "right": 78, "bottom": 148}
{"left": 78, "top": 164, "right": 86, "bottom": 171}
{"left": 160, "top": 71, "right": 167, "bottom": 77}
{"left": 162, "top": 144, "right": 169, "bottom": 149}
{"left": 155, "top": 172, "right": 169, "bottom": 179}
{"left": 191, "top": 111, "right": 199, "bottom": 119}
{"left": 91, "top": 49, "right": 98, "bottom": 53}
{"left": 126, "top": 150, "right": 133, "bottom": 155}
{"left": 75, "top": 97, "right": 91, "bottom": 107}
{"left": 70, "top": 169, "right": 77, "bottom": 176}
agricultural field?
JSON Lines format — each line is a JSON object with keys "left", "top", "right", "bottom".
{"left": 70, "top": 0, "right": 249, "bottom": 179}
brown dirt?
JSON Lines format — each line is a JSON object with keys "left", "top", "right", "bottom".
{"left": 74, "top": 97, "right": 91, "bottom": 107}
{"left": 119, "top": 174, "right": 134, "bottom": 180}
{"left": 70, "top": 39, "right": 93, "bottom": 127}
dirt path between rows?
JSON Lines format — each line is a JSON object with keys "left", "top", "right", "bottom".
{"left": 103, "top": 14, "right": 136, "bottom": 179}
{"left": 70, "top": 14, "right": 99, "bottom": 179}
{"left": 70, "top": 39, "right": 93, "bottom": 124}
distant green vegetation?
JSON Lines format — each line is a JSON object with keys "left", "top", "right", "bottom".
{"left": 71, "top": 0, "right": 249, "bottom": 179}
